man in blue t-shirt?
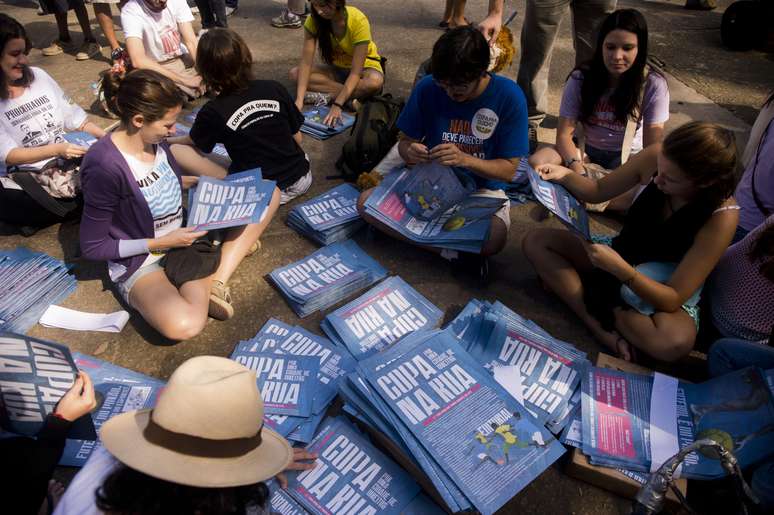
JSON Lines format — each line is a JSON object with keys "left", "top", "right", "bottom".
{"left": 358, "top": 26, "right": 528, "bottom": 271}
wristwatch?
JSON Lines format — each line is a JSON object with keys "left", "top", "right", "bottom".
{"left": 564, "top": 157, "right": 580, "bottom": 167}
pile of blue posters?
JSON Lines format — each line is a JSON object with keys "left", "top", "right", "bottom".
{"left": 0, "top": 248, "right": 77, "bottom": 334}
{"left": 321, "top": 276, "right": 443, "bottom": 360}
{"left": 187, "top": 168, "right": 276, "bottom": 231}
{"left": 268, "top": 240, "right": 387, "bottom": 317}
{"left": 526, "top": 164, "right": 590, "bottom": 240}
{"left": 362, "top": 165, "right": 507, "bottom": 253}
{"left": 286, "top": 183, "right": 365, "bottom": 245}
{"left": 579, "top": 365, "right": 774, "bottom": 480}
{"left": 232, "top": 318, "right": 356, "bottom": 443}
{"left": 300, "top": 106, "right": 355, "bottom": 140}
{"left": 445, "top": 299, "right": 589, "bottom": 435}
{"left": 339, "top": 329, "right": 566, "bottom": 515}
{"left": 0, "top": 333, "right": 96, "bottom": 440}
{"left": 286, "top": 416, "right": 425, "bottom": 515}
{"left": 60, "top": 353, "right": 164, "bottom": 466}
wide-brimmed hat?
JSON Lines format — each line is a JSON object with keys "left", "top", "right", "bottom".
{"left": 100, "top": 356, "right": 293, "bottom": 488}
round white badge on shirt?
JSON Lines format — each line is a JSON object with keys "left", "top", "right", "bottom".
{"left": 471, "top": 108, "right": 499, "bottom": 140}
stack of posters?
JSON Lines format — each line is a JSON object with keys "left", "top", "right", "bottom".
{"left": 320, "top": 276, "right": 443, "bottom": 360}
{"left": 269, "top": 240, "right": 387, "bottom": 317}
{"left": 232, "top": 318, "right": 356, "bottom": 443}
{"left": 0, "top": 248, "right": 77, "bottom": 334}
{"left": 445, "top": 299, "right": 589, "bottom": 435}
{"left": 362, "top": 166, "right": 507, "bottom": 253}
{"left": 187, "top": 168, "right": 276, "bottom": 231}
{"left": 286, "top": 184, "right": 365, "bottom": 245}
{"left": 60, "top": 353, "right": 164, "bottom": 466}
{"left": 300, "top": 106, "right": 355, "bottom": 140}
{"left": 339, "top": 329, "right": 566, "bottom": 514}
{"left": 0, "top": 333, "right": 96, "bottom": 440}
{"left": 526, "top": 164, "right": 590, "bottom": 240}
{"left": 579, "top": 365, "right": 774, "bottom": 479}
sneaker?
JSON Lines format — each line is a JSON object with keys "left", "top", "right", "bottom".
{"left": 42, "top": 39, "right": 72, "bottom": 57}
{"left": 75, "top": 41, "right": 102, "bottom": 61}
{"left": 271, "top": 8, "right": 303, "bottom": 28}
{"left": 209, "top": 280, "right": 234, "bottom": 321}
{"left": 303, "top": 91, "right": 331, "bottom": 106}
{"left": 110, "top": 46, "right": 126, "bottom": 63}
{"left": 528, "top": 125, "right": 538, "bottom": 154}
{"left": 225, "top": 6, "right": 236, "bottom": 16}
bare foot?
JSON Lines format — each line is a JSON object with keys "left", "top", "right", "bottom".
{"left": 615, "top": 336, "right": 636, "bottom": 362}
{"left": 38, "top": 480, "right": 65, "bottom": 515}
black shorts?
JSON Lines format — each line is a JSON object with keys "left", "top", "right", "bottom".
{"left": 40, "top": 0, "right": 86, "bottom": 15}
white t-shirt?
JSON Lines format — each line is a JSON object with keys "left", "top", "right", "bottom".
{"left": 121, "top": 0, "right": 194, "bottom": 63}
{"left": 0, "top": 67, "right": 87, "bottom": 173}
{"left": 108, "top": 146, "right": 182, "bottom": 279}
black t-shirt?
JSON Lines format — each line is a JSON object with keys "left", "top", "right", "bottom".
{"left": 190, "top": 80, "right": 308, "bottom": 188}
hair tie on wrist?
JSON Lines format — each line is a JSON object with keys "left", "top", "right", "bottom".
{"left": 331, "top": 101, "right": 344, "bottom": 109}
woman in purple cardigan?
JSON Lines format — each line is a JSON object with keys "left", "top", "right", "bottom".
{"left": 79, "top": 69, "right": 280, "bottom": 340}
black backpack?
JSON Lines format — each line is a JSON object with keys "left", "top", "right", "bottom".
{"left": 334, "top": 94, "right": 405, "bottom": 181}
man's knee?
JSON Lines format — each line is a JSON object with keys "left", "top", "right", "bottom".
{"left": 481, "top": 217, "right": 508, "bottom": 257}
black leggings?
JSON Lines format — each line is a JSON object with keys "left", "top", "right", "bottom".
{"left": 0, "top": 183, "right": 80, "bottom": 230}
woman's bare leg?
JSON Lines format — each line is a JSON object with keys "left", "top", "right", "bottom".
{"left": 129, "top": 270, "right": 211, "bottom": 341}
{"left": 614, "top": 307, "right": 697, "bottom": 362}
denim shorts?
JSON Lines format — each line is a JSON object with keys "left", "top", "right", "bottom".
{"left": 116, "top": 260, "right": 164, "bottom": 304}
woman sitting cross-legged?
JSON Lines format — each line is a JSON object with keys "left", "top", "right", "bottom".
{"left": 523, "top": 122, "right": 740, "bottom": 362}
{"left": 289, "top": 0, "right": 384, "bottom": 127}
{"left": 79, "top": 69, "right": 280, "bottom": 340}
{"left": 529, "top": 9, "right": 669, "bottom": 212}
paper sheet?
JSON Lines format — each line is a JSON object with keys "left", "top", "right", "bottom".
{"left": 649, "top": 372, "right": 681, "bottom": 475}
{"left": 39, "top": 305, "right": 130, "bottom": 333}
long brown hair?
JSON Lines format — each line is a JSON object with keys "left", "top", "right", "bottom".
{"left": 109, "top": 69, "right": 185, "bottom": 126}
{"left": 196, "top": 28, "right": 253, "bottom": 95}
{"left": 309, "top": 0, "right": 346, "bottom": 66}
{"left": 0, "top": 14, "right": 33, "bottom": 99}
{"left": 661, "top": 121, "right": 739, "bottom": 207}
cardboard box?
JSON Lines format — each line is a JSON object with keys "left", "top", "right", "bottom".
{"left": 564, "top": 353, "right": 688, "bottom": 507}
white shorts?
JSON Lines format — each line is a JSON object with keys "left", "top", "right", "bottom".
{"left": 472, "top": 188, "right": 511, "bottom": 230}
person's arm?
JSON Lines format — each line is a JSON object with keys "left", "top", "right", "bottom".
{"left": 398, "top": 134, "right": 430, "bottom": 165}
{"left": 642, "top": 123, "right": 664, "bottom": 148}
{"left": 429, "top": 141, "right": 519, "bottom": 182}
{"left": 555, "top": 116, "right": 585, "bottom": 174}
{"left": 5, "top": 142, "right": 86, "bottom": 165}
{"left": 538, "top": 143, "right": 659, "bottom": 203}
{"left": 125, "top": 38, "right": 201, "bottom": 93}
{"left": 478, "top": 0, "right": 504, "bottom": 45}
{"left": 295, "top": 31, "right": 318, "bottom": 111}
{"left": 178, "top": 21, "right": 198, "bottom": 64}
{"left": 166, "top": 134, "right": 195, "bottom": 146}
{"left": 81, "top": 120, "right": 106, "bottom": 139}
{"left": 585, "top": 203, "right": 739, "bottom": 312}
{"left": 323, "top": 43, "right": 369, "bottom": 127}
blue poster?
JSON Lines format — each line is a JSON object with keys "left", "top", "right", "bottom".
{"left": 229, "top": 351, "right": 318, "bottom": 418}
{"left": 63, "top": 131, "right": 98, "bottom": 148}
{"left": 187, "top": 168, "right": 275, "bottom": 231}
{"left": 300, "top": 106, "right": 355, "bottom": 140}
{"left": 288, "top": 417, "right": 420, "bottom": 515}
{"left": 287, "top": 184, "right": 365, "bottom": 246}
{"left": 526, "top": 164, "right": 590, "bottom": 240}
{"left": 322, "top": 276, "right": 443, "bottom": 360}
{"left": 0, "top": 334, "right": 96, "bottom": 440}
{"left": 359, "top": 330, "right": 565, "bottom": 515}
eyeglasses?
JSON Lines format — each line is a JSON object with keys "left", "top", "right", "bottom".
{"left": 433, "top": 77, "right": 479, "bottom": 95}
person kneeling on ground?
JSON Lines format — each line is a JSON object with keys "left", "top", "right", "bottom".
{"left": 290, "top": 0, "right": 384, "bottom": 127}
{"left": 522, "top": 122, "right": 739, "bottom": 362}
{"left": 79, "top": 70, "right": 281, "bottom": 339}
{"left": 53, "top": 356, "right": 317, "bottom": 515}
{"left": 121, "top": 0, "right": 204, "bottom": 98}
{"left": 0, "top": 14, "right": 105, "bottom": 236}
{"left": 358, "top": 26, "right": 528, "bottom": 275}
{"left": 168, "top": 28, "right": 312, "bottom": 205}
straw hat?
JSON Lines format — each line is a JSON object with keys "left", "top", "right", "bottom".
{"left": 100, "top": 356, "right": 293, "bottom": 488}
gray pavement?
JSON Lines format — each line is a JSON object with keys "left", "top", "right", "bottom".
{"left": 1, "top": 0, "right": 770, "bottom": 513}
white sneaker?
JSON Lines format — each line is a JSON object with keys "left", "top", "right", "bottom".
{"left": 225, "top": 6, "right": 236, "bottom": 16}
{"left": 271, "top": 8, "right": 303, "bottom": 28}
